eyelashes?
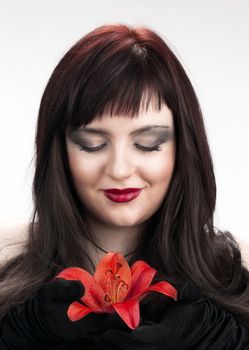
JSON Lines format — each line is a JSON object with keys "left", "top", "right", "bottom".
{"left": 78, "top": 143, "right": 162, "bottom": 153}
{"left": 134, "top": 144, "right": 162, "bottom": 152}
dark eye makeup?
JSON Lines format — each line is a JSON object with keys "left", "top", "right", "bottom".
{"left": 68, "top": 129, "right": 173, "bottom": 153}
{"left": 78, "top": 143, "right": 163, "bottom": 153}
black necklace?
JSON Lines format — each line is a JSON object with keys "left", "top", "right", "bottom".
{"left": 87, "top": 237, "right": 135, "bottom": 257}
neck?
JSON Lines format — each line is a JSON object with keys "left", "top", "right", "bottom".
{"left": 84, "top": 214, "right": 142, "bottom": 261}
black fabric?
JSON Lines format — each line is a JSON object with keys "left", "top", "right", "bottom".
{"left": 93, "top": 281, "right": 249, "bottom": 349}
{"left": 0, "top": 278, "right": 249, "bottom": 349}
{"left": 0, "top": 279, "right": 129, "bottom": 349}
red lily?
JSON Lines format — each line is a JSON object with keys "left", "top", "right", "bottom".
{"left": 56, "top": 252, "right": 178, "bottom": 330}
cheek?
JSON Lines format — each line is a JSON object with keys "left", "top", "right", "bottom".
{"left": 143, "top": 147, "right": 175, "bottom": 186}
{"left": 142, "top": 147, "right": 175, "bottom": 214}
{"left": 67, "top": 151, "right": 101, "bottom": 188}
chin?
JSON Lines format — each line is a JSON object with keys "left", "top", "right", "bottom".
{"left": 106, "top": 217, "right": 140, "bottom": 228}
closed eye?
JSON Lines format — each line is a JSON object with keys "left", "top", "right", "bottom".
{"left": 78, "top": 144, "right": 106, "bottom": 152}
{"left": 78, "top": 143, "right": 162, "bottom": 153}
{"left": 134, "top": 143, "right": 162, "bottom": 152}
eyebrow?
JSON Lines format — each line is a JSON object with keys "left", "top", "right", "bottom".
{"left": 75, "top": 125, "right": 170, "bottom": 136}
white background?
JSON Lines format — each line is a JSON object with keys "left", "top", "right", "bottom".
{"left": 0, "top": 0, "right": 248, "bottom": 242}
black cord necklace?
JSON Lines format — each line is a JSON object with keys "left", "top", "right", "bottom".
{"left": 87, "top": 236, "right": 135, "bottom": 257}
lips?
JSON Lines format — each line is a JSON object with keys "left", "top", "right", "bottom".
{"left": 103, "top": 188, "right": 142, "bottom": 203}
{"left": 104, "top": 188, "right": 142, "bottom": 194}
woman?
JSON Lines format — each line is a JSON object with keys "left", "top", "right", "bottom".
{"left": 0, "top": 23, "right": 249, "bottom": 349}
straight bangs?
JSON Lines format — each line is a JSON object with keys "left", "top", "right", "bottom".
{"left": 61, "top": 34, "right": 177, "bottom": 131}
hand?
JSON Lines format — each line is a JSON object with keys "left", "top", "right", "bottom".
{"left": 0, "top": 279, "right": 129, "bottom": 349}
{"left": 94, "top": 281, "right": 249, "bottom": 350}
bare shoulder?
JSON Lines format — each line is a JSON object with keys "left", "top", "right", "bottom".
{"left": 0, "top": 220, "right": 29, "bottom": 264}
{"left": 234, "top": 236, "right": 249, "bottom": 268}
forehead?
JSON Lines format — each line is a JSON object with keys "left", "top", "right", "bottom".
{"left": 78, "top": 103, "right": 174, "bottom": 135}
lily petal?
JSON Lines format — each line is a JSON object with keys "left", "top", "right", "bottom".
{"left": 126, "top": 260, "right": 157, "bottom": 299}
{"left": 94, "top": 252, "right": 131, "bottom": 303}
{"left": 130, "top": 280, "right": 178, "bottom": 302}
{"left": 56, "top": 267, "right": 108, "bottom": 311}
{"left": 67, "top": 301, "right": 93, "bottom": 321}
{"left": 112, "top": 298, "right": 140, "bottom": 330}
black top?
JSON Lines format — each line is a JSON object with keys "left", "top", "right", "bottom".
{"left": 1, "top": 296, "right": 249, "bottom": 349}
{"left": 0, "top": 278, "right": 249, "bottom": 349}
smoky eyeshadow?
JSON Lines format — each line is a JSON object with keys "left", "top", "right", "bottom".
{"left": 134, "top": 129, "right": 173, "bottom": 142}
{"left": 68, "top": 129, "right": 173, "bottom": 146}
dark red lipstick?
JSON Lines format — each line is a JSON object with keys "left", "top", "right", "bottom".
{"left": 103, "top": 188, "right": 142, "bottom": 203}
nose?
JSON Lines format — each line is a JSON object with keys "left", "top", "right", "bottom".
{"left": 105, "top": 145, "right": 136, "bottom": 180}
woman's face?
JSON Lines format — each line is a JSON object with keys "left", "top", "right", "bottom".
{"left": 65, "top": 102, "right": 176, "bottom": 229}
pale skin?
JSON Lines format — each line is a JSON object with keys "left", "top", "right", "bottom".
{"left": 65, "top": 102, "right": 176, "bottom": 271}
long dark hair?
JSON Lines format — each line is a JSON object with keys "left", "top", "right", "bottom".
{"left": 0, "top": 23, "right": 248, "bottom": 327}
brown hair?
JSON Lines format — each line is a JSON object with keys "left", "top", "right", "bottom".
{"left": 0, "top": 23, "right": 248, "bottom": 327}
